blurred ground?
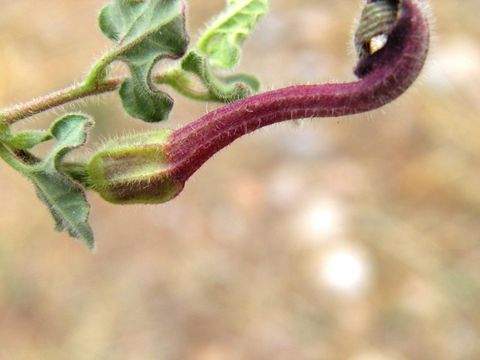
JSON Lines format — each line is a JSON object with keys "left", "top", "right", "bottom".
{"left": 0, "top": 0, "right": 479, "bottom": 359}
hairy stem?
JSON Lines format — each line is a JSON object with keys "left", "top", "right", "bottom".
{"left": 156, "top": 69, "right": 214, "bottom": 102}
{"left": 0, "top": 69, "right": 226, "bottom": 126}
{"left": 165, "top": 0, "right": 429, "bottom": 185}
{"left": 0, "top": 80, "right": 121, "bottom": 125}
{"left": 0, "top": 143, "right": 31, "bottom": 174}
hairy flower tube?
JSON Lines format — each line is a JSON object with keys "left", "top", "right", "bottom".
{"left": 87, "top": 0, "right": 430, "bottom": 205}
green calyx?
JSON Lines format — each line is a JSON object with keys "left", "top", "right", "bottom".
{"left": 87, "top": 130, "right": 183, "bottom": 204}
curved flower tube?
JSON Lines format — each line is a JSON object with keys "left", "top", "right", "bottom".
{"left": 87, "top": 0, "right": 430, "bottom": 204}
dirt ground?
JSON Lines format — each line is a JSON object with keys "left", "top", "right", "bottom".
{"left": 1, "top": 0, "right": 480, "bottom": 359}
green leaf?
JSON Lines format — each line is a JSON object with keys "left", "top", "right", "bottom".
{"left": 32, "top": 173, "right": 94, "bottom": 248}
{"left": 180, "top": 51, "right": 259, "bottom": 101}
{"left": 197, "top": 0, "right": 269, "bottom": 70}
{"left": 0, "top": 122, "right": 9, "bottom": 137}
{"left": 28, "top": 114, "right": 95, "bottom": 249}
{"left": 99, "top": 0, "right": 189, "bottom": 122}
{"left": 159, "top": 0, "right": 267, "bottom": 102}
{"left": 0, "top": 122, "right": 52, "bottom": 150}
{"left": 1, "top": 130, "right": 52, "bottom": 150}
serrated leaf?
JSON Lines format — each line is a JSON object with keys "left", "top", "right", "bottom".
{"left": 181, "top": 51, "right": 259, "bottom": 101}
{"left": 99, "top": 0, "right": 189, "bottom": 122}
{"left": 28, "top": 114, "right": 95, "bottom": 249}
{"left": 1, "top": 130, "right": 52, "bottom": 150}
{"left": 197, "top": 0, "right": 268, "bottom": 69}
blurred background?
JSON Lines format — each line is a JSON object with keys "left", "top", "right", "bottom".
{"left": 0, "top": 0, "right": 479, "bottom": 359}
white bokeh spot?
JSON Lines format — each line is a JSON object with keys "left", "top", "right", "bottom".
{"left": 313, "top": 245, "right": 373, "bottom": 298}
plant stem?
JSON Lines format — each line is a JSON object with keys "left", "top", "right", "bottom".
{"left": 0, "top": 65, "right": 219, "bottom": 126}
{"left": 156, "top": 70, "right": 214, "bottom": 102}
{"left": 0, "top": 35, "right": 252, "bottom": 125}
{"left": 0, "top": 79, "right": 122, "bottom": 125}
{"left": 165, "top": 0, "right": 429, "bottom": 184}
{"left": 0, "top": 143, "right": 31, "bottom": 174}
